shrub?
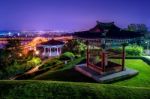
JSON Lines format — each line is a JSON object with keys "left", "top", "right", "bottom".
{"left": 0, "top": 57, "right": 42, "bottom": 79}
{"left": 75, "top": 54, "right": 81, "bottom": 58}
{"left": 60, "top": 52, "right": 75, "bottom": 60}
{"left": 27, "top": 57, "right": 41, "bottom": 67}
{"left": 112, "top": 45, "right": 143, "bottom": 56}
{"left": 40, "top": 59, "right": 63, "bottom": 69}
{"left": 62, "top": 40, "right": 86, "bottom": 55}
{"left": 126, "top": 45, "right": 143, "bottom": 56}
{"left": 0, "top": 62, "right": 28, "bottom": 79}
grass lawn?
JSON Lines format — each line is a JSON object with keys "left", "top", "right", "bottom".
{"left": 113, "top": 59, "right": 150, "bottom": 87}
{"left": 32, "top": 57, "right": 90, "bottom": 81}
{"left": 1, "top": 58, "right": 150, "bottom": 98}
{"left": 33, "top": 58, "right": 150, "bottom": 88}
{"left": 0, "top": 80, "right": 150, "bottom": 99}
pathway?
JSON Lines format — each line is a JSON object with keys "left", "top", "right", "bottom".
{"left": 9, "top": 58, "right": 50, "bottom": 80}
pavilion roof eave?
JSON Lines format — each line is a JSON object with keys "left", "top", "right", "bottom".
{"left": 40, "top": 39, "right": 65, "bottom": 46}
{"left": 74, "top": 22, "right": 144, "bottom": 40}
{"left": 75, "top": 36, "right": 140, "bottom": 41}
{"left": 38, "top": 44, "right": 64, "bottom": 48}
{"left": 75, "top": 36, "right": 101, "bottom": 41}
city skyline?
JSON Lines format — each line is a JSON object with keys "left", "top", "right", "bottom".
{"left": 0, "top": 0, "right": 150, "bottom": 32}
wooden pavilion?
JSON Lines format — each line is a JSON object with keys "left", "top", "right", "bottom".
{"left": 75, "top": 21, "right": 144, "bottom": 82}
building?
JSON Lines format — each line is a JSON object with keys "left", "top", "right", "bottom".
{"left": 37, "top": 39, "right": 64, "bottom": 57}
{"left": 75, "top": 21, "right": 143, "bottom": 47}
{"left": 128, "top": 24, "right": 148, "bottom": 32}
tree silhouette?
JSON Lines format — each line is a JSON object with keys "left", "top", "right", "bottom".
{"left": 1, "top": 39, "right": 22, "bottom": 66}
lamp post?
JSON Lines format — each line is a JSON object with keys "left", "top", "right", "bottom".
{"left": 145, "top": 41, "right": 149, "bottom": 55}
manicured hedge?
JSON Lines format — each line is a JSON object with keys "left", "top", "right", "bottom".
{"left": 60, "top": 52, "right": 75, "bottom": 60}
{"left": 112, "top": 45, "right": 144, "bottom": 56}
{"left": 27, "top": 57, "right": 42, "bottom": 66}
{"left": 0, "top": 80, "right": 150, "bottom": 99}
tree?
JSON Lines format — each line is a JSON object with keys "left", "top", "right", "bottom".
{"left": 4, "top": 39, "right": 23, "bottom": 64}
{"left": 62, "top": 40, "right": 86, "bottom": 55}
{"left": 0, "top": 49, "right": 10, "bottom": 70}
{"left": 128, "top": 24, "right": 148, "bottom": 33}
{"left": 60, "top": 52, "right": 75, "bottom": 60}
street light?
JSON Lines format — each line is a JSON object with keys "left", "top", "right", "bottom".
{"left": 35, "top": 50, "right": 40, "bottom": 55}
{"left": 19, "top": 53, "right": 22, "bottom": 57}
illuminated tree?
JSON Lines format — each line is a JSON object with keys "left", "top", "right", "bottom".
{"left": 5, "top": 39, "right": 23, "bottom": 64}
{"left": 128, "top": 24, "right": 148, "bottom": 33}
{"left": 62, "top": 40, "right": 86, "bottom": 55}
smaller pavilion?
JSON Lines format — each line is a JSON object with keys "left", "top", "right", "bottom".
{"left": 37, "top": 39, "right": 64, "bottom": 57}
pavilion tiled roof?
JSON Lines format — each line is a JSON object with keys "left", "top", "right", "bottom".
{"left": 75, "top": 21, "right": 144, "bottom": 39}
{"left": 89, "top": 21, "right": 120, "bottom": 32}
{"left": 40, "top": 39, "right": 64, "bottom": 46}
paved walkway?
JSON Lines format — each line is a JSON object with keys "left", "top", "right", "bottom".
{"left": 25, "top": 66, "right": 40, "bottom": 75}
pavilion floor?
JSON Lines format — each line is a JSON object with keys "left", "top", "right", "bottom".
{"left": 95, "top": 61, "right": 123, "bottom": 73}
{"left": 75, "top": 64, "right": 138, "bottom": 83}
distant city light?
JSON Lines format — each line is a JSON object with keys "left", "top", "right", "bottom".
{"left": 8, "top": 32, "right": 11, "bottom": 36}
{"left": 17, "top": 33, "right": 20, "bottom": 36}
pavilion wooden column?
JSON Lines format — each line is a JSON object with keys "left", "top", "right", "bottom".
{"left": 43, "top": 47, "right": 46, "bottom": 55}
{"left": 86, "top": 41, "right": 89, "bottom": 67}
{"left": 122, "top": 45, "right": 126, "bottom": 71}
{"left": 49, "top": 47, "right": 51, "bottom": 56}
{"left": 59, "top": 48, "right": 62, "bottom": 54}
{"left": 101, "top": 52, "right": 106, "bottom": 72}
{"left": 101, "top": 37, "right": 107, "bottom": 72}
{"left": 46, "top": 47, "right": 48, "bottom": 56}
{"left": 57, "top": 47, "right": 59, "bottom": 55}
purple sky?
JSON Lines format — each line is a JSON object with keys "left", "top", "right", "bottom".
{"left": 0, "top": 0, "right": 150, "bottom": 32}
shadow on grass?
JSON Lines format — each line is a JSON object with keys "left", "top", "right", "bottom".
{"left": 38, "top": 68, "right": 96, "bottom": 83}
{"left": 16, "top": 57, "right": 150, "bottom": 84}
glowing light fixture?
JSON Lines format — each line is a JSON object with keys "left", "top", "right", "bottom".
{"left": 19, "top": 53, "right": 22, "bottom": 57}
{"left": 35, "top": 50, "right": 40, "bottom": 55}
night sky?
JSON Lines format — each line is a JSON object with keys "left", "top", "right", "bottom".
{"left": 0, "top": 0, "right": 150, "bottom": 32}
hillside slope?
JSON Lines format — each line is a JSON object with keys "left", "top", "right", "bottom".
{"left": 0, "top": 80, "right": 150, "bottom": 99}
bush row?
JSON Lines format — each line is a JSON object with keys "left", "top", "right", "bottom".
{"left": 112, "top": 45, "right": 144, "bottom": 56}
{"left": 0, "top": 81, "right": 150, "bottom": 99}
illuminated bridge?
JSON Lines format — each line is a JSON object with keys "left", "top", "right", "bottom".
{"left": 0, "top": 36, "right": 73, "bottom": 44}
